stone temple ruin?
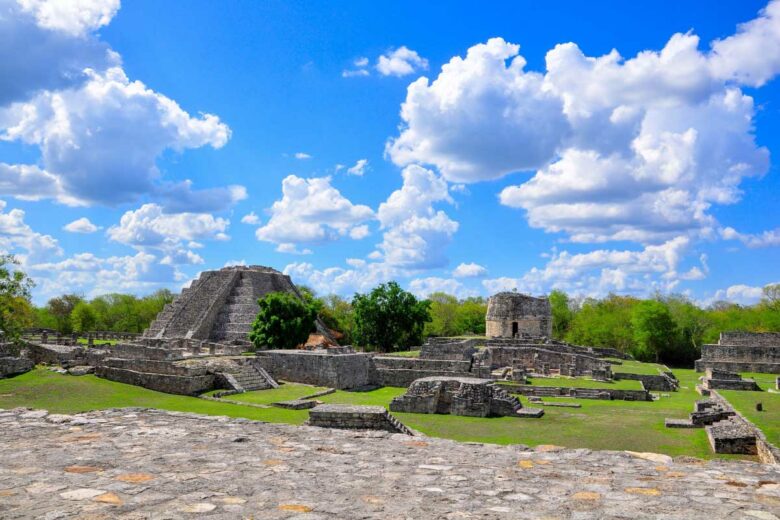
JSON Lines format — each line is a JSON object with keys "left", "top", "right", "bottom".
{"left": 485, "top": 292, "right": 552, "bottom": 338}
{"left": 696, "top": 331, "right": 780, "bottom": 374}
{"left": 390, "top": 376, "right": 544, "bottom": 418}
{"left": 144, "top": 265, "right": 332, "bottom": 344}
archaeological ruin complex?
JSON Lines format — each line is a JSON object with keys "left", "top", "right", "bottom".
{"left": 485, "top": 292, "right": 552, "bottom": 338}
{"left": 5, "top": 270, "right": 779, "bottom": 463}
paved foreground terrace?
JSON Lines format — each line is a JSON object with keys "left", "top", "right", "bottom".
{"left": 0, "top": 408, "right": 778, "bottom": 519}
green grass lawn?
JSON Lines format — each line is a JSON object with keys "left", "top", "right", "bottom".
{"left": 0, "top": 366, "right": 752, "bottom": 460}
{"left": 76, "top": 339, "right": 118, "bottom": 346}
{"left": 383, "top": 350, "right": 421, "bottom": 358}
{"left": 720, "top": 390, "right": 780, "bottom": 447}
{"left": 0, "top": 369, "right": 308, "bottom": 424}
{"left": 607, "top": 358, "right": 669, "bottom": 375}
{"left": 737, "top": 371, "right": 778, "bottom": 390}
{"left": 518, "top": 376, "right": 644, "bottom": 391}
{"left": 317, "top": 368, "right": 740, "bottom": 459}
{"left": 221, "top": 383, "right": 329, "bottom": 405}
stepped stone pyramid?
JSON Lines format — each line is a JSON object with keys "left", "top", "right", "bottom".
{"left": 143, "top": 265, "right": 331, "bottom": 344}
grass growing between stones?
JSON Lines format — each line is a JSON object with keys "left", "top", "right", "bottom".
{"left": 0, "top": 366, "right": 753, "bottom": 459}
{"left": 517, "top": 376, "right": 644, "bottom": 390}
{"left": 219, "top": 383, "right": 329, "bottom": 405}
{"left": 320, "top": 368, "right": 743, "bottom": 459}
{"left": 383, "top": 350, "right": 421, "bottom": 358}
{"left": 738, "top": 371, "right": 778, "bottom": 389}
{"left": 0, "top": 369, "right": 309, "bottom": 424}
{"left": 76, "top": 339, "right": 118, "bottom": 346}
{"left": 720, "top": 389, "right": 780, "bottom": 447}
{"left": 606, "top": 358, "right": 669, "bottom": 375}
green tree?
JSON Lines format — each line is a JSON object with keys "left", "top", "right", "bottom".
{"left": 425, "top": 292, "right": 460, "bottom": 337}
{"left": 0, "top": 255, "right": 35, "bottom": 347}
{"left": 319, "top": 294, "right": 354, "bottom": 344}
{"left": 46, "top": 294, "right": 83, "bottom": 334}
{"left": 249, "top": 292, "right": 317, "bottom": 350}
{"left": 70, "top": 301, "right": 97, "bottom": 333}
{"left": 566, "top": 294, "right": 638, "bottom": 353}
{"left": 631, "top": 300, "right": 676, "bottom": 361}
{"left": 454, "top": 297, "right": 487, "bottom": 336}
{"left": 352, "top": 281, "right": 431, "bottom": 352}
{"left": 549, "top": 289, "right": 574, "bottom": 339}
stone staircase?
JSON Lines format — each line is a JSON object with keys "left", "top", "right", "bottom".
{"left": 210, "top": 273, "right": 260, "bottom": 343}
{"left": 220, "top": 363, "right": 278, "bottom": 392}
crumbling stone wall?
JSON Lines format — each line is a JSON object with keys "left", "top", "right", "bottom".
{"left": 419, "top": 338, "right": 479, "bottom": 361}
{"left": 613, "top": 372, "right": 678, "bottom": 391}
{"left": 501, "top": 383, "right": 652, "bottom": 401}
{"left": 389, "top": 376, "right": 527, "bottom": 417}
{"left": 0, "top": 356, "right": 33, "bottom": 378}
{"left": 485, "top": 292, "right": 552, "bottom": 338}
{"left": 95, "top": 365, "right": 215, "bottom": 395}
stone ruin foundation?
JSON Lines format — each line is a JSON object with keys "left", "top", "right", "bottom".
{"left": 390, "top": 376, "right": 544, "bottom": 418}
{"left": 701, "top": 368, "right": 760, "bottom": 392}
{"left": 696, "top": 331, "right": 780, "bottom": 374}
{"left": 306, "top": 404, "right": 415, "bottom": 434}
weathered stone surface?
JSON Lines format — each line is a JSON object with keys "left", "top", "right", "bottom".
{"left": 390, "top": 376, "right": 536, "bottom": 418}
{"left": 696, "top": 332, "right": 780, "bottom": 374}
{"left": 486, "top": 292, "right": 552, "bottom": 338}
{"left": 257, "top": 350, "right": 373, "bottom": 389}
{"left": 66, "top": 366, "right": 94, "bottom": 376}
{"left": 306, "top": 404, "right": 414, "bottom": 434}
{"left": 0, "top": 407, "right": 778, "bottom": 518}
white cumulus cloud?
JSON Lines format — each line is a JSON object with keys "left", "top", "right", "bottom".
{"left": 453, "top": 262, "right": 487, "bottom": 278}
{"left": 255, "top": 175, "right": 374, "bottom": 251}
{"left": 377, "top": 46, "right": 428, "bottom": 77}
{"left": 63, "top": 217, "right": 100, "bottom": 233}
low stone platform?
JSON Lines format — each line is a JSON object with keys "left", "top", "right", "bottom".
{"left": 0, "top": 408, "right": 779, "bottom": 519}
{"left": 306, "top": 404, "right": 414, "bottom": 435}
{"left": 272, "top": 399, "right": 316, "bottom": 410}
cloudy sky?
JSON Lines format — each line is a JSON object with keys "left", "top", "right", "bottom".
{"left": 1, "top": 0, "right": 779, "bottom": 305}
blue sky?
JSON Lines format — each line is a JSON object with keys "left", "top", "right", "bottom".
{"left": 1, "top": 0, "right": 779, "bottom": 305}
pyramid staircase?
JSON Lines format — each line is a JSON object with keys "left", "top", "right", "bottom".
{"left": 209, "top": 273, "right": 261, "bottom": 343}
{"left": 220, "top": 363, "right": 278, "bottom": 393}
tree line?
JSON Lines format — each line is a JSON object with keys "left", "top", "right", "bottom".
{"left": 2, "top": 255, "right": 778, "bottom": 366}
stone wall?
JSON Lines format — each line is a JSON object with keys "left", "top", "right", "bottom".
{"left": 25, "top": 342, "right": 86, "bottom": 366}
{"left": 499, "top": 383, "right": 652, "bottom": 401}
{"left": 107, "top": 343, "right": 187, "bottom": 361}
{"left": 306, "top": 404, "right": 414, "bottom": 434}
{"left": 505, "top": 347, "right": 609, "bottom": 376}
{"left": 94, "top": 365, "right": 215, "bottom": 395}
{"left": 0, "top": 357, "right": 33, "bottom": 378}
{"left": 719, "top": 331, "right": 780, "bottom": 347}
{"left": 695, "top": 344, "right": 780, "bottom": 374}
{"left": 419, "top": 339, "right": 478, "bottom": 361}
{"left": 257, "top": 350, "right": 372, "bottom": 389}
{"left": 613, "top": 372, "right": 678, "bottom": 391}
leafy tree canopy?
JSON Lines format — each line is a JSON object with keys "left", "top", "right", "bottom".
{"left": 249, "top": 291, "right": 317, "bottom": 350}
{"left": 0, "top": 254, "right": 35, "bottom": 344}
{"left": 352, "top": 281, "right": 431, "bottom": 352}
